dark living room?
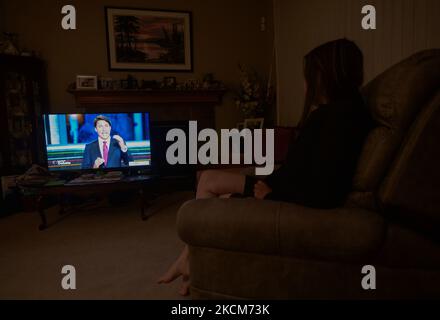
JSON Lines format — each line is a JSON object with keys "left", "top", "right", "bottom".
{"left": 0, "top": 0, "right": 439, "bottom": 306}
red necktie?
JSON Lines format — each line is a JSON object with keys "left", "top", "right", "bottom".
{"left": 103, "top": 141, "right": 109, "bottom": 166}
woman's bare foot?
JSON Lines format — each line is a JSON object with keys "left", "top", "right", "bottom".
{"left": 179, "top": 276, "right": 190, "bottom": 296}
{"left": 157, "top": 259, "right": 183, "bottom": 284}
{"left": 157, "top": 246, "right": 189, "bottom": 284}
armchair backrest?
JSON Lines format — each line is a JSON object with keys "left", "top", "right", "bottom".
{"left": 378, "top": 90, "right": 440, "bottom": 237}
{"left": 346, "top": 50, "right": 440, "bottom": 216}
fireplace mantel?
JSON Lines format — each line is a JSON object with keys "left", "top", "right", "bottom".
{"left": 68, "top": 88, "right": 226, "bottom": 129}
{"left": 68, "top": 89, "right": 226, "bottom": 108}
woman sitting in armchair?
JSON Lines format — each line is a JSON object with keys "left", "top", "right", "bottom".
{"left": 158, "top": 38, "right": 373, "bottom": 296}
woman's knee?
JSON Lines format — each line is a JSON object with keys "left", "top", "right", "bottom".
{"left": 198, "top": 170, "right": 220, "bottom": 191}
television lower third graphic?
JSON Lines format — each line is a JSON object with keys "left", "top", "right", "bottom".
{"left": 46, "top": 141, "right": 151, "bottom": 169}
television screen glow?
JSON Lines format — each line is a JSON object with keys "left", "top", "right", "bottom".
{"left": 43, "top": 112, "right": 151, "bottom": 171}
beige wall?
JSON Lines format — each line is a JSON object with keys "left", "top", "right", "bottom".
{"left": 0, "top": 1, "right": 4, "bottom": 31}
{"left": 1, "top": 0, "right": 274, "bottom": 129}
{"left": 274, "top": 0, "right": 440, "bottom": 126}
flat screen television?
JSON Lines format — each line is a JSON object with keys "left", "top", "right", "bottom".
{"left": 42, "top": 112, "right": 151, "bottom": 172}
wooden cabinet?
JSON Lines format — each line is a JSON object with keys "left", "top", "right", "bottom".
{"left": 0, "top": 54, "right": 48, "bottom": 175}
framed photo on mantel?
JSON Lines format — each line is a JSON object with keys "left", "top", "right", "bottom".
{"left": 105, "top": 7, "right": 193, "bottom": 72}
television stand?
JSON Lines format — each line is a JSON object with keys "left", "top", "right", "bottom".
{"left": 22, "top": 174, "right": 159, "bottom": 230}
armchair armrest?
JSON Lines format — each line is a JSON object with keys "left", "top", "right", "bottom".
{"left": 177, "top": 198, "right": 385, "bottom": 262}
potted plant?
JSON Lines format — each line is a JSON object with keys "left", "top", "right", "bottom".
{"left": 235, "top": 64, "right": 274, "bottom": 124}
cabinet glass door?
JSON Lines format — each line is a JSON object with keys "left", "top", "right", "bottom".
{"left": 4, "top": 71, "right": 34, "bottom": 169}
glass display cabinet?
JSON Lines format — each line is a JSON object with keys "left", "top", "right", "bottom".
{"left": 0, "top": 54, "right": 48, "bottom": 175}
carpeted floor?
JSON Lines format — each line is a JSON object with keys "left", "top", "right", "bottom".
{"left": 0, "top": 191, "right": 194, "bottom": 299}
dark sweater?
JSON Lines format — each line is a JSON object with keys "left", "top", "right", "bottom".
{"left": 264, "top": 93, "right": 373, "bottom": 208}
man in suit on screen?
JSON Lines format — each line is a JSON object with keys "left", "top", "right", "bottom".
{"left": 81, "top": 115, "right": 132, "bottom": 169}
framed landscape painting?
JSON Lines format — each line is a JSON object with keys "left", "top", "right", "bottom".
{"left": 105, "top": 7, "right": 192, "bottom": 71}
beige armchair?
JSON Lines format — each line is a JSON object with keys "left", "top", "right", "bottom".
{"left": 177, "top": 50, "right": 440, "bottom": 299}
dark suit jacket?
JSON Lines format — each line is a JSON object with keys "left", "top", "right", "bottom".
{"left": 81, "top": 138, "right": 132, "bottom": 169}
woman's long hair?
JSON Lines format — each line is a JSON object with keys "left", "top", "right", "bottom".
{"left": 298, "top": 39, "right": 364, "bottom": 129}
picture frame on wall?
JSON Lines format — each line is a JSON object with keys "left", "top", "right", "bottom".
{"left": 105, "top": 7, "right": 193, "bottom": 72}
{"left": 76, "top": 75, "right": 98, "bottom": 90}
